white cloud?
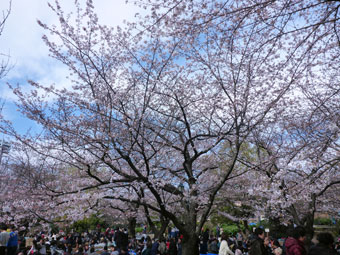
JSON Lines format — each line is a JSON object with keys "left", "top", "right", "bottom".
{"left": 0, "top": 0, "right": 142, "bottom": 83}
{"left": 0, "top": 0, "right": 143, "bottom": 132}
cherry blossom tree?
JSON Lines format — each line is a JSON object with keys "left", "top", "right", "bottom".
{"left": 239, "top": 73, "right": 340, "bottom": 241}
{"left": 2, "top": 0, "right": 340, "bottom": 254}
{"left": 0, "top": 0, "right": 11, "bottom": 80}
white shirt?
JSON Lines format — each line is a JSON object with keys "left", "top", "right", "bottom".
{"left": 218, "top": 240, "right": 234, "bottom": 255}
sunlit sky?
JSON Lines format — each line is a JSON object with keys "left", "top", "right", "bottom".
{"left": 0, "top": 0, "right": 142, "bottom": 134}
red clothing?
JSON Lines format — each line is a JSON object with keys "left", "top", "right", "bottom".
{"left": 285, "top": 237, "right": 306, "bottom": 255}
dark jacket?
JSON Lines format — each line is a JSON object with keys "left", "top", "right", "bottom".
{"left": 151, "top": 242, "right": 159, "bottom": 255}
{"left": 285, "top": 237, "right": 306, "bottom": 255}
{"left": 114, "top": 231, "right": 122, "bottom": 249}
{"left": 308, "top": 244, "right": 336, "bottom": 255}
{"left": 121, "top": 232, "right": 129, "bottom": 250}
{"left": 249, "top": 237, "right": 266, "bottom": 255}
{"left": 168, "top": 240, "right": 177, "bottom": 255}
{"left": 142, "top": 248, "right": 151, "bottom": 255}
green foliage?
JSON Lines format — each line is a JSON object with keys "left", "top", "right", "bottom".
{"left": 210, "top": 204, "right": 254, "bottom": 227}
{"left": 135, "top": 227, "right": 144, "bottom": 233}
{"left": 221, "top": 224, "right": 239, "bottom": 235}
{"left": 210, "top": 206, "right": 235, "bottom": 226}
{"left": 266, "top": 218, "right": 289, "bottom": 238}
{"left": 49, "top": 223, "right": 60, "bottom": 234}
{"left": 257, "top": 220, "right": 270, "bottom": 229}
{"left": 314, "top": 217, "right": 332, "bottom": 225}
{"left": 70, "top": 214, "right": 107, "bottom": 233}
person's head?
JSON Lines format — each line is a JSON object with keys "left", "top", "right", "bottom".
{"left": 90, "top": 247, "right": 95, "bottom": 253}
{"left": 221, "top": 233, "right": 229, "bottom": 241}
{"left": 254, "top": 228, "right": 265, "bottom": 239}
{"left": 292, "top": 226, "right": 306, "bottom": 242}
{"left": 271, "top": 239, "right": 280, "bottom": 249}
{"left": 103, "top": 246, "right": 108, "bottom": 251}
{"left": 0, "top": 224, "right": 7, "bottom": 231}
{"left": 119, "top": 249, "right": 127, "bottom": 255}
{"left": 264, "top": 236, "right": 270, "bottom": 246}
{"left": 316, "top": 232, "right": 334, "bottom": 247}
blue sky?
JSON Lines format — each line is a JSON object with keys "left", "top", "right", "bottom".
{"left": 0, "top": 0, "right": 142, "bottom": 135}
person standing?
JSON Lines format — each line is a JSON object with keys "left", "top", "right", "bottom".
{"left": 168, "top": 238, "right": 177, "bottom": 255}
{"left": 219, "top": 233, "right": 234, "bottom": 255}
{"left": 7, "top": 228, "right": 18, "bottom": 255}
{"left": 177, "top": 238, "right": 182, "bottom": 255}
{"left": 114, "top": 229, "right": 123, "bottom": 252}
{"left": 7, "top": 229, "right": 18, "bottom": 255}
{"left": 151, "top": 239, "right": 159, "bottom": 255}
{"left": 39, "top": 239, "right": 47, "bottom": 255}
{"left": 249, "top": 228, "right": 266, "bottom": 255}
{"left": 236, "top": 230, "right": 243, "bottom": 243}
{"left": 201, "top": 229, "right": 209, "bottom": 254}
{"left": 157, "top": 238, "right": 166, "bottom": 255}
{"left": 285, "top": 226, "right": 307, "bottom": 255}
{"left": 121, "top": 229, "right": 128, "bottom": 251}
{"left": 0, "top": 227, "right": 10, "bottom": 255}
{"left": 216, "top": 225, "right": 221, "bottom": 239}
{"left": 308, "top": 232, "right": 336, "bottom": 255}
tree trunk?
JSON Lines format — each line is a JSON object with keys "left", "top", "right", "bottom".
{"left": 304, "top": 213, "right": 314, "bottom": 248}
{"left": 128, "top": 217, "right": 136, "bottom": 238}
{"left": 145, "top": 210, "right": 169, "bottom": 240}
{"left": 155, "top": 218, "right": 169, "bottom": 240}
{"left": 182, "top": 233, "right": 199, "bottom": 255}
{"left": 242, "top": 220, "right": 250, "bottom": 236}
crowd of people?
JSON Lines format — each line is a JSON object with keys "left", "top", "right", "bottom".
{"left": 247, "top": 226, "right": 340, "bottom": 255}
{"left": 1, "top": 224, "right": 340, "bottom": 255}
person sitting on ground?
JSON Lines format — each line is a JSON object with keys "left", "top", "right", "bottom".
{"left": 308, "top": 232, "right": 336, "bottom": 255}
{"left": 109, "top": 245, "right": 119, "bottom": 255}
{"left": 234, "top": 241, "right": 244, "bottom": 255}
{"left": 101, "top": 246, "right": 110, "bottom": 255}
{"left": 284, "top": 226, "right": 306, "bottom": 255}
{"left": 270, "top": 239, "right": 281, "bottom": 255}
{"left": 88, "top": 247, "right": 96, "bottom": 255}
{"left": 74, "top": 246, "right": 84, "bottom": 255}
{"left": 273, "top": 247, "right": 282, "bottom": 255}
{"left": 209, "top": 237, "right": 219, "bottom": 254}
{"left": 119, "top": 248, "right": 128, "bottom": 255}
